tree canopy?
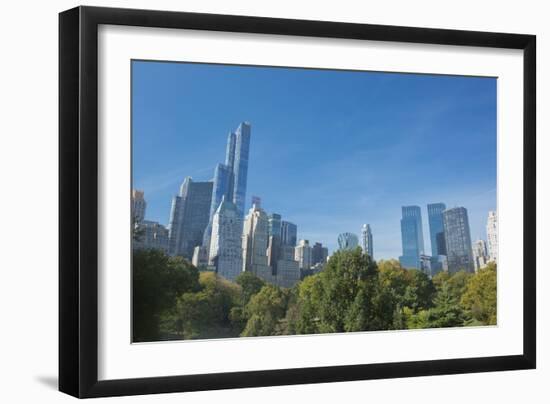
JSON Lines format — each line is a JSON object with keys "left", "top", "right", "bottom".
{"left": 132, "top": 248, "right": 497, "bottom": 341}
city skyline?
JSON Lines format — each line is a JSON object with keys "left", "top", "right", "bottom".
{"left": 132, "top": 61, "right": 497, "bottom": 259}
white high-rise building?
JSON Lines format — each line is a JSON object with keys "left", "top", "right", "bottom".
{"left": 242, "top": 203, "right": 272, "bottom": 281}
{"left": 361, "top": 224, "right": 374, "bottom": 258}
{"left": 486, "top": 211, "right": 498, "bottom": 263}
{"left": 208, "top": 197, "right": 243, "bottom": 281}
{"left": 473, "top": 239, "right": 489, "bottom": 272}
{"left": 295, "top": 239, "right": 312, "bottom": 270}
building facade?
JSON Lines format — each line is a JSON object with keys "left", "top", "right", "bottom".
{"left": 132, "top": 189, "right": 146, "bottom": 223}
{"left": 241, "top": 203, "right": 272, "bottom": 281}
{"left": 133, "top": 220, "right": 170, "bottom": 254}
{"left": 427, "top": 203, "right": 447, "bottom": 274}
{"left": 275, "top": 245, "right": 300, "bottom": 288}
{"left": 361, "top": 224, "right": 374, "bottom": 258}
{"left": 473, "top": 239, "right": 489, "bottom": 272}
{"left": 208, "top": 197, "right": 243, "bottom": 281}
{"left": 337, "top": 232, "right": 359, "bottom": 251}
{"left": 399, "top": 206, "right": 425, "bottom": 269}
{"left": 420, "top": 254, "right": 432, "bottom": 277}
{"left": 311, "top": 242, "right": 329, "bottom": 265}
{"left": 295, "top": 239, "right": 312, "bottom": 270}
{"left": 281, "top": 220, "right": 298, "bottom": 247}
{"left": 427, "top": 203, "right": 447, "bottom": 256}
{"left": 266, "top": 213, "right": 282, "bottom": 271}
{"left": 192, "top": 246, "right": 209, "bottom": 268}
{"left": 167, "top": 177, "right": 213, "bottom": 259}
{"left": 268, "top": 213, "right": 282, "bottom": 240}
{"left": 486, "top": 210, "right": 498, "bottom": 263}
{"left": 443, "top": 207, "right": 475, "bottom": 273}
{"left": 232, "top": 122, "right": 251, "bottom": 218}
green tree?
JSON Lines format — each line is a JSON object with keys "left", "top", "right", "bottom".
{"left": 169, "top": 272, "right": 242, "bottom": 339}
{"left": 402, "top": 269, "right": 436, "bottom": 312}
{"left": 409, "top": 283, "right": 466, "bottom": 329}
{"left": 241, "top": 285, "right": 287, "bottom": 337}
{"left": 315, "top": 248, "right": 378, "bottom": 333}
{"left": 432, "top": 271, "right": 450, "bottom": 290}
{"left": 461, "top": 263, "right": 497, "bottom": 325}
{"left": 287, "top": 275, "right": 324, "bottom": 334}
{"left": 235, "top": 271, "right": 266, "bottom": 305}
{"left": 378, "top": 259, "right": 412, "bottom": 316}
{"left": 132, "top": 250, "right": 200, "bottom": 342}
{"left": 447, "top": 271, "right": 473, "bottom": 300}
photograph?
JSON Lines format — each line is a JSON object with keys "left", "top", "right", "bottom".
{"left": 131, "top": 60, "right": 498, "bottom": 343}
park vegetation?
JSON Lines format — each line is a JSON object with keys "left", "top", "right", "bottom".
{"left": 132, "top": 248, "right": 497, "bottom": 342}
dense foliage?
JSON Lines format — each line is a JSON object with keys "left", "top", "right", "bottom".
{"left": 132, "top": 248, "right": 497, "bottom": 342}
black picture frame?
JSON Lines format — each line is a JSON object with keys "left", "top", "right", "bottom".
{"left": 59, "top": 5, "right": 536, "bottom": 398}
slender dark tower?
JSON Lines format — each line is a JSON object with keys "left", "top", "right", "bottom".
{"left": 443, "top": 207, "right": 474, "bottom": 273}
{"left": 232, "top": 122, "right": 251, "bottom": 218}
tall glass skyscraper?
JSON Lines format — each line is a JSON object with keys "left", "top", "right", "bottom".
{"left": 209, "top": 124, "right": 251, "bottom": 220}
{"left": 203, "top": 122, "right": 252, "bottom": 249}
{"left": 361, "top": 224, "right": 373, "bottom": 258}
{"left": 268, "top": 213, "right": 282, "bottom": 239}
{"left": 209, "top": 163, "right": 233, "bottom": 221}
{"left": 399, "top": 206, "right": 424, "bottom": 269}
{"left": 232, "top": 122, "right": 251, "bottom": 218}
{"left": 168, "top": 177, "right": 213, "bottom": 259}
{"left": 281, "top": 220, "right": 297, "bottom": 247}
{"left": 267, "top": 213, "right": 282, "bottom": 272}
{"left": 427, "top": 203, "right": 447, "bottom": 257}
{"left": 443, "top": 207, "right": 474, "bottom": 273}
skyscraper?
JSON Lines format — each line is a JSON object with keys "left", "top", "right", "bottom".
{"left": 241, "top": 203, "right": 272, "bottom": 281}
{"left": 486, "top": 211, "right": 498, "bottom": 263}
{"left": 337, "top": 233, "right": 359, "bottom": 251}
{"left": 295, "top": 239, "right": 312, "bottom": 270}
{"left": 399, "top": 206, "right": 424, "bottom": 269}
{"left": 133, "top": 220, "right": 170, "bottom": 254}
{"left": 427, "top": 203, "right": 447, "bottom": 256}
{"left": 209, "top": 163, "right": 234, "bottom": 223}
{"left": 203, "top": 122, "right": 252, "bottom": 248}
{"left": 427, "top": 203, "right": 446, "bottom": 275}
{"left": 473, "top": 239, "right": 489, "bottom": 272}
{"left": 275, "top": 248, "right": 300, "bottom": 288}
{"left": 311, "top": 242, "right": 329, "bottom": 265}
{"left": 168, "top": 177, "right": 213, "bottom": 259}
{"left": 232, "top": 122, "right": 251, "bottom": 218}
{"left": 192, "top": 246, "right": 209, "bottom": 268}
{"left": 268, "top": 213, "right": 282, "bottom": 239}
{"left": 267, "top": 213, "right": 282, "bottom": 271}
{"left": 208, "top": 196, "right": 243, "bottom": 281}
{"left": 361, "top": 224, "right": 373, "bottom": 258}
{"left": 443, "top": 207, "right": 474, "bottom": 273}
{"left": 132, "top": 189, "right": 146, "bottom": 223}
{"left": 281, "top": 220, "right": 297, "bottom": 247}
{"left": 225, "top": 131, "right": 236, "bottom": 173}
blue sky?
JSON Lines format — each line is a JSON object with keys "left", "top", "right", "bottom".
{"left": 132, "top": 60, "right": 496, "bottom": 259}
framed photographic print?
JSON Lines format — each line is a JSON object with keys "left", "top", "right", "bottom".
{"left": 59, "top": 6, "right": 536, "bottom": 398}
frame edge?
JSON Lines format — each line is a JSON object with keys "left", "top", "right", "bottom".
{"left": 58, "top": 5, "right": 81, "bottom": 398}
{"left": 59, "top": 5, "right": 537, "bottom": 398}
